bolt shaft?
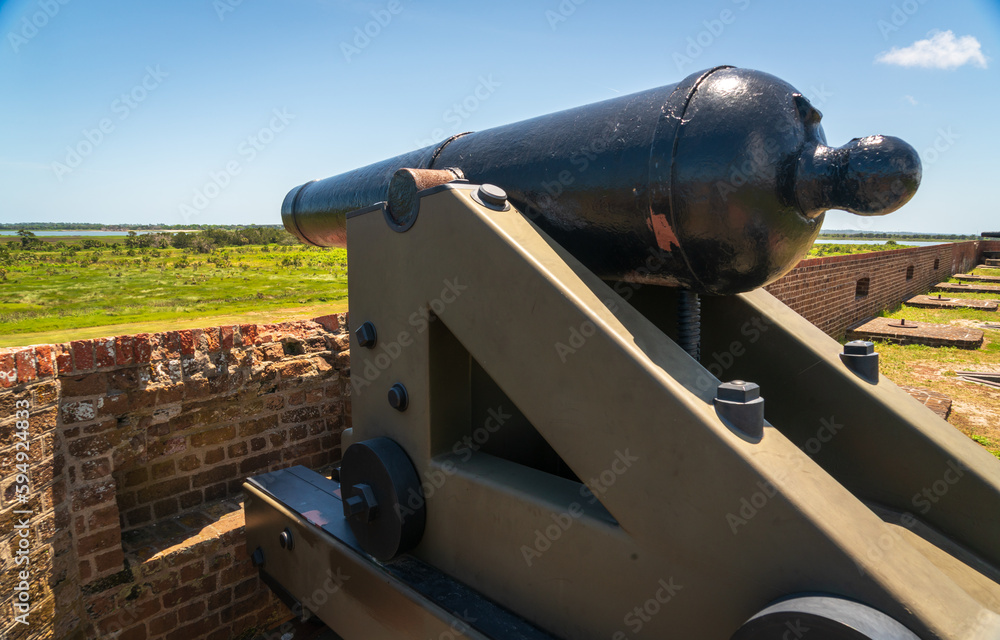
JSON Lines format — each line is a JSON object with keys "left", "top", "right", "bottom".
{"left": 678, "top": 290, "right": 701, "bottom": 361}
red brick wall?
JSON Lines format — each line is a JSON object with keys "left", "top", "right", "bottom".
{"left": 0, "top": 315, "right": 350, "bottom": 640}
{"left": 765, "top": 240, "right": 1000, "bottom": 338}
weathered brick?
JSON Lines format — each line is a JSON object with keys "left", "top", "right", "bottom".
{"left": 202, "top": 327, "right": 221, "bottom": 352}
{"left": 163, "top": 331, "right": 183, "bottom": 357}
{"left": 164, "top": 611, "right": 220, "bottom": 640}
{"left": 207, "top": 587, "right": 232, "bottom": 611}
{"left": 233, "top": 576, "right": 258, "bottom": 599}
{"left": 282, "top": 405, "right": 321, "bottom": 424}
{"left": 239, "top": 324, "right": 258, "bottom": 345}
{"left": 87, "top": 505, "right": 119, "bottom": 530}
{"left": 94, "top": 337, "right": 116, "bottom": 368}
{"left": 62, "top": 401, "right": 97, "bottom": 425}
{"left": 72, "top": 481, "right": 116, "bottom": 511}
{"left": 190, "top": 425, "right": 236, "bottom": 447}
{"left": 179, "top": 330, "right": 198, "bottom": 356}
{"left": 179, "top": 490, "right": 203, "bottom": 510}
{"left": 35, "top": 351, "right": 62, "bottom": 386}
{"left": 71, "top": 340, "right": 95, "bottom": 371}
{"left": 62, "top": 371, "right": 108, "bottom": 397}
{"left": 13, "top": 348, "right": 36, "bottom": 384}
{"left": 34, "top": 382, "right": 59, "bottom": 407}
{"left": 154, "top": 498, "right": 178, "bottom": 519}
{"left": 239, "top": 451, "right": 281, "bottom": 475}
{"left": 53, "top": 343, "right": 73, "bottom": 374}
{"left": 125, "top": 506, "right": 151, "bottom": 527}
{"left": 268, "top": 431, "right": 287, "bottom": 448}
{"left": 148, "top": 436, "right": 186, "bottom": 458}
{"left": 94, "top": 547, "right": 124, "bottom": 572}
{"left": 204, "top": 447, "right": 225, "bottom": 465}
{"left": 313, "top": 314, "right": 340, "bottom": 332}
{"left": 121, "top": 467, "right": 148, "bottom": 488}
{"left": 113, "top": 335, "right": 135, "bottom": 366}
{"left": 178, "top": 454, "right": 201, "bottom": 472}
{"left": 162, "top": 575, "right": 218, "bottom": 608}
{"left": 238, "top": 414, "right": 278, "bottom": 437}
{"left": 151, "top": 460, "right": 176, "bottom": 480}
{"left": 81, "top": 457, "right": 111, "bottom": 481}
{"left": 133, "top": 334, "right": 153, "bottom": 363}
{"left": 180, "top": 560, "right": 204, "bottom": 584}
{"left": 220, "top": 326, "right": 235, "bottom": 350}
{"left": 136, "top": 477, "right": 190, "bottom": 504}
{"left": 149, "top": 611, "right": 177, "bottom": 635}
{"left": 77, "top": 527, "right": 119, "bottom": 556}
{"left": 177, "top": 599, "right": 206, "bottom": 623}
{"left": 68, "top": 430, "right": 120, "bottom": 457}
{"left": 204, "top": 482, "right": 227, "bottom": 502}
{"left": 0, "top": 351, "right": 15, "bottom": 388}
{"left": 192, "top": 464, "right": 238, "bottom": 488}
{"left": 227, "top": 441, "right": 248, "bottom": 459}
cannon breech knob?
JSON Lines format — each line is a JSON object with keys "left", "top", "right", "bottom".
{"left": 793, "top": 134, "right": 922, "bottom": 219}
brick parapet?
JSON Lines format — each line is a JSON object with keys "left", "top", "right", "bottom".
{"left": 765, "top": 240, "right": 1000, "bottom": 338}
{"left": 0, "top": 314, "right": 350, "bottom": 640}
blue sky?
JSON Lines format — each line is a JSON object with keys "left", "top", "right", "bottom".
{"left": 0, "top": 0, "right": 997, "bottom": 234}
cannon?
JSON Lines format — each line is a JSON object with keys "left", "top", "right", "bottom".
{"left": 281, "top": 66, "right": 920, "bottom": 295}
{"left": 245, "top": 67, "right": 1000, "bottom": 639}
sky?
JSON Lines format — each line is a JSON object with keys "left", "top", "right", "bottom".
{"left": 0, "top": 0, "right": 997, "bottom": 234}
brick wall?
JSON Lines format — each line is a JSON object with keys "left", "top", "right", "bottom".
{"left": 765, "top": 240, "right": 1000, "bottom": 338}
{"left": 0, "top": 315, "right": 350, "bottom": 640}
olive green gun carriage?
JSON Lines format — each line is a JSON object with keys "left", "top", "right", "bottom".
{"left": 244, "top": 67, "right": 1000, "bottom": 639}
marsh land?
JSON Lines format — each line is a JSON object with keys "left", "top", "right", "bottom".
{"left": 0, "top": 229, "right": 346, "bottom": 347}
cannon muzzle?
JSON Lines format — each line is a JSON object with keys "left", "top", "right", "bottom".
{"left": 282, "top": 66, "right": 921, "bottom": 295}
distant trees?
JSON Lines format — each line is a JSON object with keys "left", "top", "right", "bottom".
{"left": 169, "top": 227, "right": 298, "bottom": 253}
{"left": 17, "top": 230, "right": 44, "bottom": 250}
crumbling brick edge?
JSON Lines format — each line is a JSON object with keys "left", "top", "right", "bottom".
{"left": 0, "top": 313, "right": 351, "bottom": 640}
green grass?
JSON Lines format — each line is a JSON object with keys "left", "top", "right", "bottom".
{"left": 0, "top": 237, "right": 347, "bottom": 346}
{"left": 872, "top": 288, "right": 1000, "bottom": 460}
{"left": 807, "top": 242, "right": 916, "bottom": 258}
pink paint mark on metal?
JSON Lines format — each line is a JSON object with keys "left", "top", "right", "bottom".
{"left": 302, "top": 510, "right": 330, "bottom": 526}
{"left": 648, "top": 209, "right": 679, "bottom": 252}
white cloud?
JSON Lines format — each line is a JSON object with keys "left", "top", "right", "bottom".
{"left": 903, "top": 95, "right": 918, "bottom": 105}
{"left": 876, "top": 30, "right": 988, "bottom": 70}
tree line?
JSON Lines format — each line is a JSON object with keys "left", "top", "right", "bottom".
{"left": 0, "top": 223, "right": 284, "bottom": 231}
{"left": 4, "top": 228, "right": 299, "bottom": 253}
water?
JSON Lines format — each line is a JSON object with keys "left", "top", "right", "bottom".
{"left": 813, "top": 238, "right": 946, "bottom": 247}
{"left": 0, "top": 229, "right": 193, "bottom": 237}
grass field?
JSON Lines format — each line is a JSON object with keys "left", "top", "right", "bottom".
{"left": 0, "top": 235, "right": 347, "bottom": 347}
{"left": 806, "top": 241, "right": 917, "bottom": 258}
{"left": 876, "top": 265, "right": 1000, "bottom": 459}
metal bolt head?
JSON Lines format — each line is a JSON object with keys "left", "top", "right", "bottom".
{"left": 343, "top": 483, "right": 379, "bottom": 523}
{"left": 278, "top": 528, "right": 293, "bottom": 550}
{"left": 388, "top": 383, "right": 408, "bottom": 412}
{"left": 477, "top": 184, "right": 508, "bottom": 208}
{"left": 843, "top": 340, "right": 874, "bottom": 356}
{"left": 250, "top": 546, "right": 265, "bottom": 567}
{"left": 716, "top": 380, "right": 760, "bottom": 403}
{"left": 355, "top": 321, "right": 377, "bottom": 349}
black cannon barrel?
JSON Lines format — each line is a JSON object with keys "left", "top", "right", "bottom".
{"left": 282, "top": 66, "right": 921, "bottom": 295}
